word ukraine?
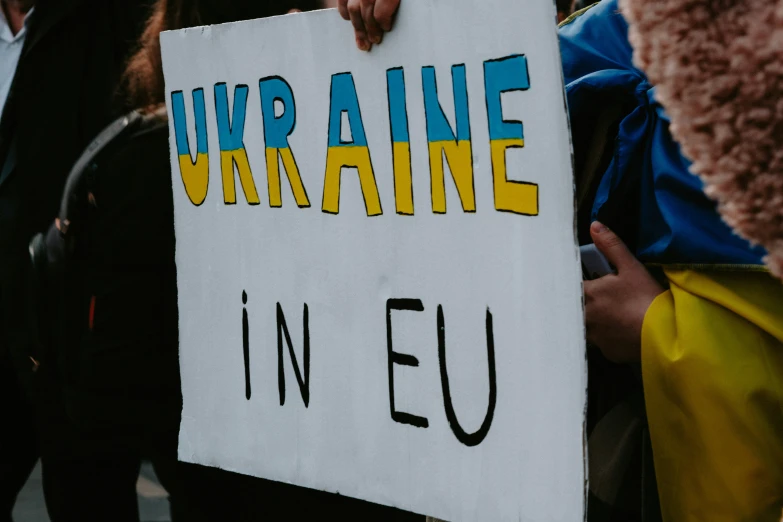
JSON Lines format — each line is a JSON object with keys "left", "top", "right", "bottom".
{"left": 171, "top": 54, "right": 538, "bottom": 216}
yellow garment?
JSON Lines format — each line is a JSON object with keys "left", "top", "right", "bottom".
{"left": 642, "top": 269, "right": 783, "bottom": 521}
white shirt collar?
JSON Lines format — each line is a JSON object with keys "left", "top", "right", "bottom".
{"left": 0, "top": 4, "right": 34, "bottom": 44}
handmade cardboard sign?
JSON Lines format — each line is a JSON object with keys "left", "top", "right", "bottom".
{"left": 161, "top": 1, "right": 585, "bottom": 520}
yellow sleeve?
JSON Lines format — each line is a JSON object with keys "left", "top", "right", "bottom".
{"left": 642, "top": 269, "right": 783, "bottom": 522}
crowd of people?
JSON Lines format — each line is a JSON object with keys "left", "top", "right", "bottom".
{"left": 0, "top": 0, "right": 781, "bottom": 521}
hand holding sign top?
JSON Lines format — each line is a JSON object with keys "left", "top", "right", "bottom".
{"left": 583, "top": 222, "right": 665, "bottom": 363}
{"left": 338, "top": 0, "right": 401, "bottom": 50}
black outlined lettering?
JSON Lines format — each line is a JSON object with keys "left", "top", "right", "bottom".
{"left": 277, "top": 302, "right": 310, "bottom": 407}
{"left": 243, "top": 290, "right": 251, "bottom": 400}
{"left": 322, "top": 72, "right": 383, "bottom": 216}
{"left": 386, "top": 67, "right": 414, "bottom": 215}
{"left": 214, "top": 82, "right": 261, "bottom": 205}
{"left": 259, "top": 75, "right": 311, "bottom": 208}
{"left": 386, "top": 298, "right": 429, "bottom": 428}
{"left": 437, "top": 305, "right": 497, "bottom": 446}
{"left": 483, "top": 54, "right": 539, "bottom": 216}
{"left": 421, "top": 64, "right": 476, "bottom": 214}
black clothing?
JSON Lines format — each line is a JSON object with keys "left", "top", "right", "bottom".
{"left": 181, "top": 463, "right": 425, "bottom": 521}
{"left": 66, "top": 114, "right": 181, "bottom": 448}
{"left": 41, "top": 449, "right": 186, "bottom": 522}
{"left": 1, "top": 0, "right": 149, "bottom": 284}
{"left": 0, "top": 1, "right": 149, "bottom": 520}
{"left": 0, "top": 0, "right": 151, "bottom": 451}
{"left": 0, "top": 353, "right": 37, "bottom": 522}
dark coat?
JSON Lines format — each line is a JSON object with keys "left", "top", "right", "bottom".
{"left": 0, "top": 0, "right": 150, "bottom": 268}
{"left": 0, "top": 0, "right": 150, "bottom": 455}
{"left": 67, "top": 116, "right": 182, "bottom": 449}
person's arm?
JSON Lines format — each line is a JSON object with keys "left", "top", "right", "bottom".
{"left": 337, "top": 0, "right": 400, "bottom": 50}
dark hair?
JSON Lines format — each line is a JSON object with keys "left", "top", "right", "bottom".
{"left": 556, "top": 0, "right": 574, "bottom": 15}
{"left": 123, "top": 0, "right": 319, "bottom": 110}
{"left": 6, "top": 0, "right": 36, "bottom": 12}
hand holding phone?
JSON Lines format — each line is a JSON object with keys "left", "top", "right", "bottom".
{"left": 580, "top": 243, "right": 615, "bottom": 280}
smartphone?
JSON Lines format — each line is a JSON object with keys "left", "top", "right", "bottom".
{"left": 580, "top": 244, "right": 614, "bottom": 280}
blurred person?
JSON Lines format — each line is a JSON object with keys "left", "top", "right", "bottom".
{"left": 0, "top": 0, "right": 149, "bottom": 520}
{"left": 338, "top": 0, "right": 783, "bottom": 521}
{"left": 31, "top": 0, "right": 425, "bottom": 520}
{"left": 0, "top": 3, "right": 38, "bottom": 518}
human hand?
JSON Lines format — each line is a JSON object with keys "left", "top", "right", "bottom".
{"left": 583, "top": 222, "right": 665, "bottom": 363}
{"left": 337, "top": 0, "right": 401, "bottom": 51}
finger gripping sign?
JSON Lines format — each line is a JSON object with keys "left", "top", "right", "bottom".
{"left": 161, "top": 1, "right": 586, "bottom": 520}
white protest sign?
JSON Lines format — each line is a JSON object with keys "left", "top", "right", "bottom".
{"left": 161, "top": 1, "right": 585, "bottom": 520}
